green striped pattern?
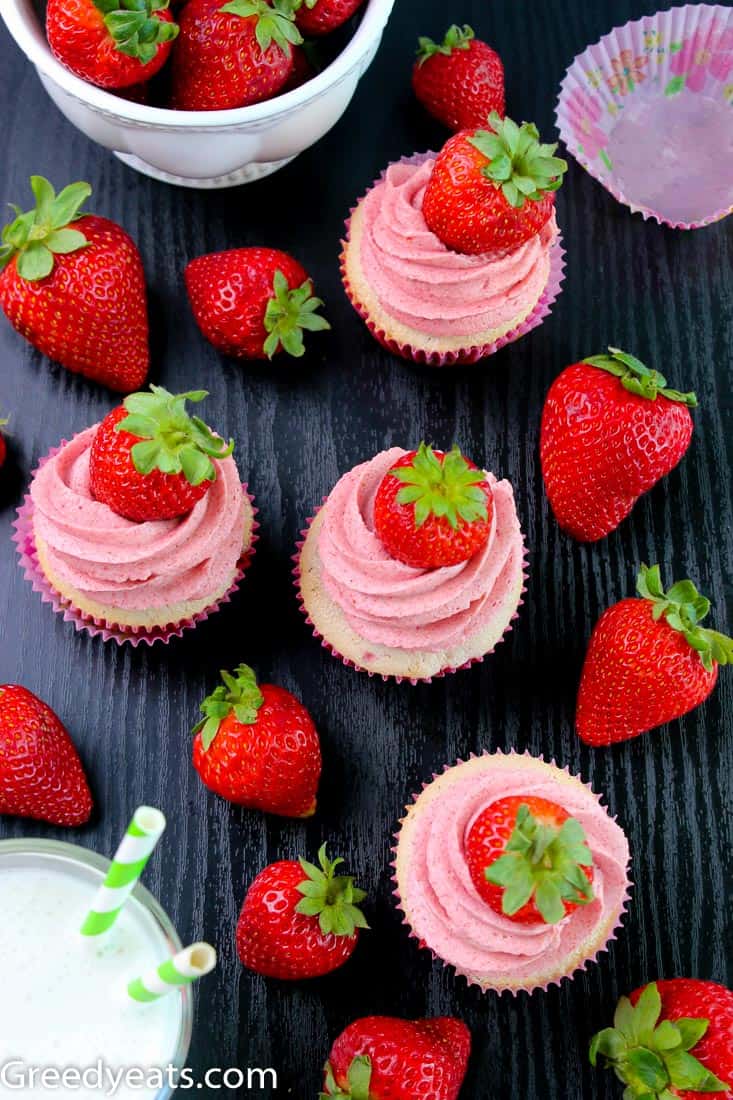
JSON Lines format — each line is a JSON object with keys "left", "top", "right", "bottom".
{"left": 127, "top": 943, "right": 217, "bottom": 1003}
{"left": 80, "top": 807, "right": 166, "bottom": 938}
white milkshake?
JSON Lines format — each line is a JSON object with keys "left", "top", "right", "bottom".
{"left": 0, "top": 843, "right": 189, "bottom": 1100}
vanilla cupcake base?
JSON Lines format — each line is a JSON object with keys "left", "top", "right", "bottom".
{"left": 296, "top": 508, "right": 526, "bottom": 682}
{"left": 393, "top": 753, "right": 631, "bottom": 994}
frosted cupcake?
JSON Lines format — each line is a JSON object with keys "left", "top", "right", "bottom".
{"left": 296, "top": 443, "right": 526, "bottom": 681}
{"left": 394, "top": 752, "right": 630, "bottom": 993}
{"left": 17, "top": 386, "right": 255, "bottom": 643}
{"left": 342, "top": 113, "right": 566, "bottom": 365}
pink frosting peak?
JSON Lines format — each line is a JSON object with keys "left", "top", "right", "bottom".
{"left": 359, "top": 159, "right": 558, "bottom": 337}
{"left": 30, "top": 427, "right": 246, "bottom": 611}
{"left": 399, "top": 756, "right": 630, "bottom": 986}
{"left": 317, "top": 449, "right": 524, "bottom": 652}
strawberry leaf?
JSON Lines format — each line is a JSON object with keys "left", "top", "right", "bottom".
{"left": 262, "top": 271, "right": 329, "bottom": 359}
{"left": 636, "top": 564, "right": 732, "bottom": 672}
{"left": 0, "top": 177, "right": 90, "bottom": 282}
{"left": 469, "top": 111, "right": 567, "bottom": 209}
{"left": 292, "top": 844, "right": 369, "bottom": 938}
{"left": 193, "top": 664, "right": 264, "bottom": 749}
{"left": 416, "top": 23, "right": 474, "bottom": 64}
{"left": 583, "top": 348, "right": 697, "bottom": 406}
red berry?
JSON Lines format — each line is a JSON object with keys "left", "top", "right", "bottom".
{"left": 192, "top": 665, "right": 321, "bottom": 818}
{"left": 591, "top": 979, "right": 733, "bottom": 1099}
{"left": 236, "top": 845, "right": 368, "bottom": 980}
{"left": 373, "top": 443, "right": 493, "bottom": 569}
{"left": 0, "top": 685, "right": 93, "bottom": 827}
{"left": 0, "top": 177, "right": 149, "bottom": 393}
{"left": 465, "top": 796, "right": 594, "bottom": 925}
{"left": 422, "top": 113, "right": 566, "bottom": 255}
{"left": 170, "top": 0, "right": 299, "bottom": 111}
{"left": 89, "top": 386, "right": 234, "bottom": 523}
{"left": 185, "top": 247, "right": 329, "bottom": 360}
{"left": 540, "top": 349, "right": 696, "bottom": 541}
{"left": 577, "top": 565, "right": 732, "bottom": 746}
{"left": 412, "top": 24, "right": 505, "bottom": 131}
{"left": 295, "top": 0, "right": 364, "bottom": 36}
{"left": 47, "top": 0, "right": 178, "bottom": 90}
{"left": 323, "top": 1016, "right": 471, "bottom": 1099}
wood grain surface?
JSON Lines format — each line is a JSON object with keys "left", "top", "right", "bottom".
{"left": 0, "top": 1, "right": 731, "bottom": 1097}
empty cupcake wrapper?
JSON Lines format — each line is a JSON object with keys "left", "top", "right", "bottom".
{"left": 13, "top": 442, "right": 257, "bottom": 647}
{"left": 292, "top": 500, "right": 528, "bottom": 684}
{"left": 341, "top": 150, "right": 566, "bottom": 366}
{"left": 557, "top": 4, "right": 733, "bottom": 228}
{"left": 391, "top": 749, "right": 633, "bottom": 995}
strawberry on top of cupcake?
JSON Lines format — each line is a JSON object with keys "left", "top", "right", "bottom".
{"left": 341, "top": 113, "right": 566, "bottom": 364}
{"left": 297, "top": 442, "right": 526, "bottom": 680}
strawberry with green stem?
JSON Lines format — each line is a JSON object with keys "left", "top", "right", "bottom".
{"left": 423, "top": 111, "right": 567, "bottom": 255}
{"left": 412, "top": 23, "right": 505, "bottom": 131}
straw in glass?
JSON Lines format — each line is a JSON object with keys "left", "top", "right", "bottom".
{"left": 127, "top": 943, "right": 217, "bottom": 1003}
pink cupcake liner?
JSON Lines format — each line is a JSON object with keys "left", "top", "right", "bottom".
{"left": 556, "top": 4, "right": 733, "bottom": 229}
{"left": 391, "top": 749, "right": 633, "bottom": 995}
{"left": 340, "top": 150, "right": 566, "bottom": 366}
{"left": 292, "top": 499, "right": 529, "bottom": 684}
{"left": 12, "top": 442, "right": 258, "bottom": 647}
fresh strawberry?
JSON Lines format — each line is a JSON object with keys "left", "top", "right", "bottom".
{"left": 541, "top": 348, "right": 696, "bottom": 542}
{"left": 192, "top": 664, "right": 321, "bottom": 818}
{"left": 294, "top": 0, "right": 364, "bottom": 36}
{"left": 577, "top": 564, "right": 733, "bottom": 746}
{"left": 185, "top": 247, "right": 329, "bottom": 359}
{"left": 422, "top": 111, "right": 567, "bottom": 255}
{"left": 89, "top": 385, "right": 234, "bottom": 522}
{"left": 373, "top": 443, "right": 493, "bottom": 569}
{"left": 465, "top": 796, "right": 594, "bottom": 925}
{"left": 590, "top": 979, "right": 733, "bottom": 1099}
{"left": 412, "top": 23, "right": 505, "bottom": 131}
{"left": 170, "top": 0, "right": 301, "bottom": 110}
{"left": 0, "top": 685, "right": 93, "bottom": 827}
{"left": 0, "top": 177, "right": 149, "bottom": 393}
{"left": 46, "top": 0, "right": 178, "bottom": 90}
{"left": 321, "top": 1016, "right": 471, "bottom": 1100}
{"left": 236, "top": 844, "right": 368, "bottom": 980}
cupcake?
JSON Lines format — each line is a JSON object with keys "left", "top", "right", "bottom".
{"left": 342, "top": 113, "right": 566, "bottom": 365}
{"left": 393, "top": 752, "right": 631, "bottom": 993}
{"left": 17, "top": 386, "right": 255, "bottom": 643}
{"left": 296, "top": 442, "right": 526, "bottom": 681}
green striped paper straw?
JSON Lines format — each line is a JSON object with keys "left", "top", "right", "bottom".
{"left": 80, "top": 807, "right": 166, "bottom": 938}
{"left": 127, "top": 943, "right": 217, "bottom": 1003}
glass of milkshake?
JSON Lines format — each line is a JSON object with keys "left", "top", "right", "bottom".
{"left": 0, "top": 837, "right": 193, "bottom": 1100}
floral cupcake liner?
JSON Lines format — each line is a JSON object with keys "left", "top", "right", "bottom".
{"left": 340, "top": 150, "right": 566, "bottom": 367}
{"left": 292, "top": 499, "right": 528, "bottom": 684}
{"left": 391, "top": 750, "right": 633, "bottom": 995}
{"left": 557, "top": 4, "right": 733, "bottom": 228}
{"left": 13, "top": 442, "right": 258, "bottom": 647}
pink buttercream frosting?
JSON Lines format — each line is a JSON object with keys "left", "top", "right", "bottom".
{"left": 316, "top": 448, "right": 524, "bottom": 653}
{"left": 30, "top": 427, "right": 246, "bottom": 612}
{"left": 398, "top": 756, "right": 630, "bottom": 986}
{"left": 358, "top": 159, "right": 559, "bottom": 338}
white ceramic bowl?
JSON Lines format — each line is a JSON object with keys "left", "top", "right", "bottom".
{"left": 2, "top": 0, "right": 395, "bottom": 188}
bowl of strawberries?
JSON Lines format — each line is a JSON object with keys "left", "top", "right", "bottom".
{"left": 1, "top": 0, "right": 394, "bottom": 188}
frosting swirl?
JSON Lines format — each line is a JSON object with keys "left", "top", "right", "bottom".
{"left": 317, "top": 448, "right": 523, "bottom": 653}
{"left": 31, "top": 427, "right": 246, "bottom": 611}
{"left": 359, "top": 159, "right": 558, "bottom": 338}
{"left": 397, "top": 755, "right": 630, "bottom": 987}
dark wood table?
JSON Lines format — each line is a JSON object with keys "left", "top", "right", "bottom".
{"left": 1, "top": 1, "right": 731, "bottom": 1096}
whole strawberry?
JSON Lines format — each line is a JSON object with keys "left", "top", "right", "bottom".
{"left": 0, "top": 685, "right": 93, "bottom": 827}
{"left": 412, "top": 24, "right": 505, "bottom": 131}
{"left": 541, "top": 348, "right": 697, "bottom": 542}
{"left": 294, "top": 0, "right": 364, "bottom": 36}
{"left": 170, "top": 0, "right": 301, "bottom": 110}
{"left": 192, "top": 664, "right": 321, "bottom": 818}
{"left": 422, "top": 111, "right": 567, "bottom": 255}
{"left": 590, "top": 979, "right": 733, "bottom": 1099}
{"left": 185, "top": 247, "right": 329, "bottom": 359}
{"left": 47, "top": 0, "right": 178, "bottom": 90}
{"left": 236, "top": 844, "right": 368, "bottom": 980}
{"left": 321, "top": 1016, "right": 471, "bottom": 1100}
{"left": 577, "top": 564, "right": 733, "bottom": 746}
{"left": 373, "top": 443, "right": 493, "bottom": 569}
{"left": 89, "top": 385, "right": 234, "bottom": 522}
{"left": 465, "top": 796, "right": 594, "bottom": 925}
{"left": 0, "top": 177, "right": 149, "bottom": 393}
